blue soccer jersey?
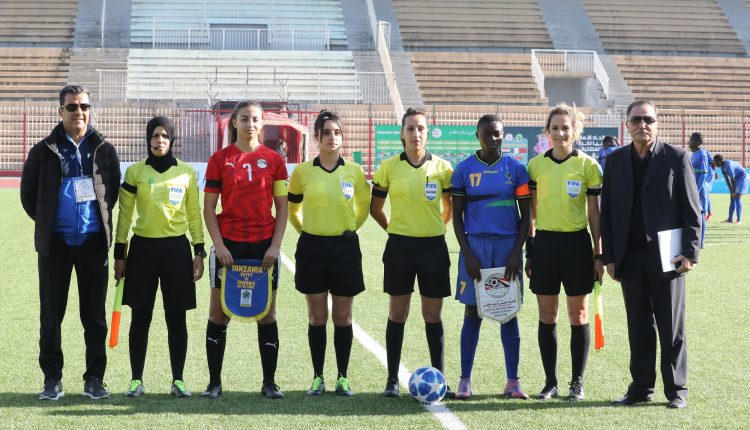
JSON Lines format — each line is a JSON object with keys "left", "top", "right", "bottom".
{"left": 691, "top": 148, "right": 712, "bottom": 189}
{"left": 724, "top": 159, "right": 747, "bottom": 182}
{"left": 451, "top": 152, "right": 531, "bottom": 236}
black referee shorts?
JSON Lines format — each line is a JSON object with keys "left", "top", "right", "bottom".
{"left": 123, "top": 234, "right": 196, "bottom": 311}
{"left": 210, "top": 237, "right": 279, "bottom": 291}
{"left": 529, "top": 229, "right": 594, "bottom": 297}
{"left": 294, "top": 231, "right": 365, "bottom": 297}
{"left": 382, "top": 234, "right": 451, "bottom": 299}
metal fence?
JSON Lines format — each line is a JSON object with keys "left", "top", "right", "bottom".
{"left": 153, "top": 26, "right": 330, "bottom": 51}
{"left": 1, "top": 105, "right": 747, "bottom": 177}
{"left": 95, "top": 70, "right": 395, "bottom": 105}
{"left": 532, "top": 49, "right": 610, "bottom": 100}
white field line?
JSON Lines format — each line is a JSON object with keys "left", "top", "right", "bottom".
{"left": 279, "top": 252, "right": 467, "bottom": 430}
{"left": 703, "top": 242, "right": 731, "bottom": 248}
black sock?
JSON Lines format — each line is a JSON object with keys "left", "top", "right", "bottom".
{"left": 570, "top": 323, "right": 590, "bottom": 381}
{"left": 258, "top": 321, "right": 279, "bottom": 384}
{"left": 206, "top": 320, "right": 227, "bottom": 385}
{"left": 165, "top": 309, "right": 188, "bottom": 382}
{"left": 334, "top": 324, "right": 353, "bottom": 378}
{"left": 385, "top": 319, "right": 405, "bottom": 380}
{"left": 129, "top": 308, "right": 153, "bottom": 381}
{"left": 538, "top": 321, "right": 558, "bottom": 386}
{"left": 425, "top": 321, "right": 445, "bottom": 374}
{"left": 308, "top": 324, "right": 327, "bottom": 377}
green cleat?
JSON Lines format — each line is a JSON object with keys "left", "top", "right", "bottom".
{"left": 307, "top": 375, "right": 326, "bottom": 396}
{"left": 126, "top": 380, "right": 144, "bottom": 398}
{"left": 171, "top": 380, "right": 192, "bottom": 398}
{"left": 335, "top": 376, "right": 353, "bottom": 397}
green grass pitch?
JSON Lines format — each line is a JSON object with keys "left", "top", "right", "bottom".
{"left": 0, "top": 189, "right": 748, "bottom": 429}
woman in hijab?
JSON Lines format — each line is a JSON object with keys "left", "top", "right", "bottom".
{"left": 114, "top": 116, "right": 206, "bottom": 398}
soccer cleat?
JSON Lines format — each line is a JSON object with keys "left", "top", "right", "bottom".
{"left": 83, "top": 377, "right": 111, "bottom": 400}
{"left": 566, "top": 378, "right": 585, "bottom": 401}
{"left": 261, "top": 381, "right": 284, "bottom": 399}
{"left": 444, "top": 384, "right": 456, "bottom": 399}
{"left": 126, "top": 380, "right": 144, "bottom": 398}
{"left": 535, "top": 382, "right": 558, "bottom": 400}
{"left": 335, "top": 376, "right": 353, "bottom": 397}
{"left": 503, "top": 379, "right": 529, "bottom": 400}
{"left": 39, "top": 379, "right": 64, "bottom": 401}
{"left": 307, "top": 375, "right": 326, "bottom": 396}
{"left": 200, "top": 383, "right": 222, "bottom": 398}
{"left": 736, "top": 220, "right": 743, "bottom": 225}
{"left": 171, "top": 380, "right": 192, "bottom": 398}
{"left": 382, "top": 377, "right": 400, "bottom": 397}
{"left": 455, "top": 377, "right": 472, "bottom": 399}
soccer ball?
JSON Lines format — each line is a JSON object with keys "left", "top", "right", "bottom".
{"left": 408, "top": 367, "right": 447, "bottom": 404}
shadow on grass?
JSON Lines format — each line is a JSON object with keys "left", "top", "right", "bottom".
{"left": 0, "top": 391, "right": 435, "bottom": 417}
{"left": 444, "top": 396, "right": 666, "bottom": 411}
{"left": 0, "top": 391, "right": 667, "bottom": 416}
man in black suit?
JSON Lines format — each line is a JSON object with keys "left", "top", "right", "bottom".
{"left": 600, "top": 100, "right": 701, "bottom": 409}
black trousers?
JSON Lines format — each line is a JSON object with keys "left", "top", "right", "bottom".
{"left": 619, "top": 250, "right": 687, "bottom": 401}
{"left": 37, "top": 233, "right": 108, "bottom": 382}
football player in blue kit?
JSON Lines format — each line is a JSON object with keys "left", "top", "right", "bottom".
{"left": 451, "top": 114, "right": 532, "bottom": 399}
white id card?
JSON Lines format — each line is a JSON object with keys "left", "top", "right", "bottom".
{"left": 73, "top": 177, "right": 96, "bottom": 202}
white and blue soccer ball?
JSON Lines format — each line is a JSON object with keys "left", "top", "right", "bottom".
{"left": 408, "top": 366, "right": 447, "bottom": 404}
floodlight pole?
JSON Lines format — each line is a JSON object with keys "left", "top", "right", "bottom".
{"left": 101, "top": 0, "right": 107, "bottom": 48}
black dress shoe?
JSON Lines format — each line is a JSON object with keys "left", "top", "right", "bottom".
{"left": 668, "top": 397, "right": 687, "bottom": 409}
{"left": 611, "top": 393, "right": 654, "bottom": 406}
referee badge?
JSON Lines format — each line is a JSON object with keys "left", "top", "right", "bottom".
{"left": 168, "top": 186, "right": 185, "bottom": 205}
{"left": 566, "top": 180, "right": 582, "bottom": 198}
{"left": 341, "top": 181, "right": 354, "bottom": 200}
{"left": 425, "top": 181, "right": 438, "bottom": 201}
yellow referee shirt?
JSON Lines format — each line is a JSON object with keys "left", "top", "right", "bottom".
{"left": 528, "top": 149, "right": 602, "bottom": 232}
{"left": 115, "top": 159, "right": 204, "bottom": 245}
{"left": 372, "top": 152, "right": 453, "bottom": 237}
{"left": 288, "top": 157, "right": 370, "bottom": 236}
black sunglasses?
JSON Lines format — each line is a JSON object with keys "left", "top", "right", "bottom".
{"left": 629, "top": 115, "right": 657, "bottom": 125}
{"left": 62, "top": 103, "right": 91, "bottom": 112}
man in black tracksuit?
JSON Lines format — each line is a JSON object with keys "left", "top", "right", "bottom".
{"left": 20, "top": 85, "right": 120, "bottom": 400}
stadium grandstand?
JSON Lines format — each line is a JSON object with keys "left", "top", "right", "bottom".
{"left": 1, "top": 0, "right": 749, "bottom": 176}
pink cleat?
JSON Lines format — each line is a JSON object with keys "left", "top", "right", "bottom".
{"left": 736, "top": 220, "right": 743, "bottom": 225}
{"left": 504, "top": 379, "right": 529, "bottom": 400}
{"left": 455, "top": 377, "right": 472, "bottom": 399}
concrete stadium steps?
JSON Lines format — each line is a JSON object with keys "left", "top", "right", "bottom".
{"left": 126, "top": 50, "right": 362, "bottom": 103}
{"left": 0, "top": 48, "right": 71, "bottom": 101}
{"left": 614, "top": 55, "right": 750, "bottom": 110}
{"left": 581, "top": 0, "right": 746, "bottom": 55}
{"left": 129, "top": 0, "right": 348, "bottom": 49}
{"left": 67, "top": 48, "right": 129, "bottom": 101}
{"left": 410, "top": 52, "right": 547, "bottom": 106}
{"left": 716, "top": 0, "right": 750, "bottom": 55}
{"left": 74, "top": 0, "right": 132, "bottom": 48}
{"left": 0, "top": 0, "right": 78, "bottom": 47}
{"left": 393, "top": 0, "right": 552, "bottom": 51}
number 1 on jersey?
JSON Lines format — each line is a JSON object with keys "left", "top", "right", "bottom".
{"left": 469, "top": 173, "right": 482, "bottom": 187}
{"left": 242, "top": 163, "right": 253, "bottom": 181}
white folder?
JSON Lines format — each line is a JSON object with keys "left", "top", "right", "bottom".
{"left": 657, "top": 228, "right": 682, "bottom": 272}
